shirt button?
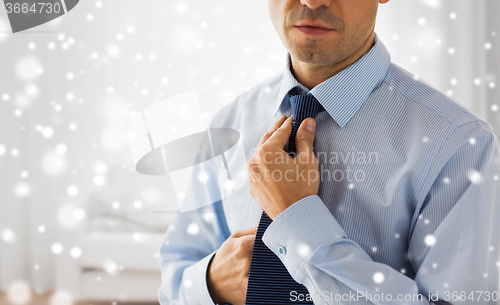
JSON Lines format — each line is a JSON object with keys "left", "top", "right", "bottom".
{"left": 278, "top": 246, "right": 286, "bottom": 255}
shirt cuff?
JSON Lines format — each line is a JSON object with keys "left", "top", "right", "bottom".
{"left": 261, "top": 195, "right": 347, "bottom": 284}
{"left": 180, "top": 250, "right": 218, "bottom": 305}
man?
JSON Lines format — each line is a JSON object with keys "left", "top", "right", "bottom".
{"left": 158, "top": 0, "right": 500, "bottom": 304}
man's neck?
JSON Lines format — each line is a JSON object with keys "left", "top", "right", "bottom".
{"left": 290, "top": 31, "right": 376, "bottom": 90}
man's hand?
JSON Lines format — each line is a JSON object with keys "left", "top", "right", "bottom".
{"left": 248, "top": 115, "right": 320, "bottom": 220}
{"left": 207, "top": 226, "right": 258, "bottom": 305}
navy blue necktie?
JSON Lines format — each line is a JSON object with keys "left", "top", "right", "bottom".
{"left": 245, "top": 89, "right": 324, "bottom": 305}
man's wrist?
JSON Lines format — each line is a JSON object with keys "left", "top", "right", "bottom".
{"left": 206, "top": 252, "right": 225, "bottom": 304}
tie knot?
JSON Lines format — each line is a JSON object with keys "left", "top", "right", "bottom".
{"left": 288, "top": 91, "right": 323, "bottom": 123}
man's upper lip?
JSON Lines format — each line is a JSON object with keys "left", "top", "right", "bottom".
{"left": 295, "top": 21, "right": 333, "bottom": 30}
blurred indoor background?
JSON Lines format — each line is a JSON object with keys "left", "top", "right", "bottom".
{"left": 0, "top": 0, "right": 499, "bottom": 304}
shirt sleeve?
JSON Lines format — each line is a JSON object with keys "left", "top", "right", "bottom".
{"left": 157, "top": 128, "right": 233, "bottom": 304}
{"left": 262, "top": 120, "right": 500, "bottom": 305}
{"left": 157, "top": 198, "right": 230, "bottom": 305}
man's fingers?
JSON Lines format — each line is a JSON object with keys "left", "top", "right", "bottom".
{"left": 256, "top": 115, "right": 288, "bottom": 149}
{"left": 239, "top": 234, "right": 257, "bottom": 245}
{"left": 231, "top": 226, "right": 258, "bottom": 238}
{"left": 240, "top": 235, "right": 256, "bottom": 245}
{"left": 239, "top": 234, "right": 257, "bottom": 254}
{"left": 295, "top": 118, "right": 316, "bottom": 158}
{"left": 265, "top": 115, "right": 293, "bottom": 149}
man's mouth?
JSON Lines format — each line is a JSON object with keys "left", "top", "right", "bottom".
{"left": 295, "top": 21, "right": 333, "bottom": 30}
{"left": 294, "top": 25, "right": 333, "bottom": 36}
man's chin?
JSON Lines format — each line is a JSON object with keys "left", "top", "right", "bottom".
{"left": 289, "top": 46, "right": 341, "bottom": 65}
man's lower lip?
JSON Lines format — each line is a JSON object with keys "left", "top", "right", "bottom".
{"left": 295, "top": 26, "right": 333, "bottom": 36}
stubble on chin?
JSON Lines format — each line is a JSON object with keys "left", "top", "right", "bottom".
{"left": 288, "top": 35, "right": 349, "bottom": 67}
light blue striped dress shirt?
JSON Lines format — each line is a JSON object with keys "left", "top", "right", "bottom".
{"left": 158, "top": 33, "right": 500, "bottom": 304}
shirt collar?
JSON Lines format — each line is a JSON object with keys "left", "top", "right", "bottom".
{"left": 275, "top": 32, "right": 391, "bottom": 128}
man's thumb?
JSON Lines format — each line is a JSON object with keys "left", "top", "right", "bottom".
{"left": 295, "top": 118, "right": 316, "bottom": 156}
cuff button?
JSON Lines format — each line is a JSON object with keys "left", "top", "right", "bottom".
{"left": 278, "top": 246, "right": 286, "bottom": 255}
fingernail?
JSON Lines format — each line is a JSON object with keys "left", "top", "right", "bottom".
{"left": 305, "top": 119, "right": 316, "bottom": 132}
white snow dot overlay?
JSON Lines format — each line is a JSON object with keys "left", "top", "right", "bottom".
{"left": 187, "top": 223, "right": 199, "bottom": 235}
{"left": 67, "top": 185, "right": 79, "bottom": 196}
{"left": 297, "top": 244, "right": 311, "bottom": 257}
{"left": 51, "top": 243, "right": 63, "bottom": 255}
{"left": 373, "top": 272, "right": 385, "bottom": 284}
{"left": 425, "top": 234, "right": 436, "bottom": 246}
{"left": 468, "top": 170, "right": 482, "bottom": 184}
{"left": 70, "top": 247, "right": 82, "bottom": 258}
{"left": 198, "top": 171, "right": 209, "bottom": 183}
